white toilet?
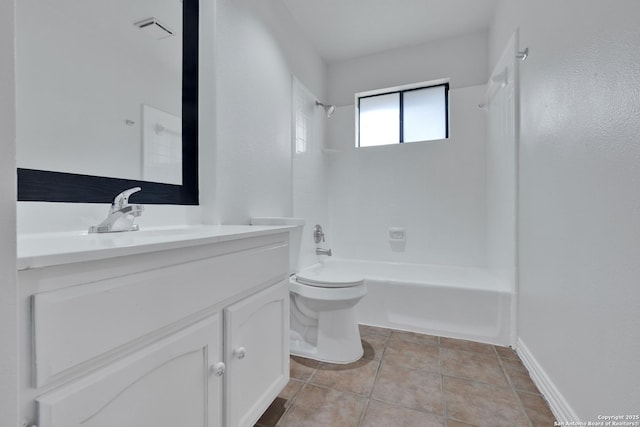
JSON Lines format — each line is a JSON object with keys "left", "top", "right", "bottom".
{"left": 251, "top": 217, "right": 367, "bottom": 364}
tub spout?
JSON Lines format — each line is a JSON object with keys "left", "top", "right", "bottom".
{"left": 316, "top": 247, "right": 332, "bottom": 256}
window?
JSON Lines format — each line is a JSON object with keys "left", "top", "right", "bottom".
{"left": 356, "top": 82, "right": 449, "bottom": 148}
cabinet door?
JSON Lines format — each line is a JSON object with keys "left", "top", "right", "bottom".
{"left": 225, "top": 281, "right": 289, "bottom": 427}
{"left": 37, "top": 315, "right": 223, "bottom": 427}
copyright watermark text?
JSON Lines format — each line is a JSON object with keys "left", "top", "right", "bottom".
{"left": 555, "top": 415, "right": 640, "bottom": 427}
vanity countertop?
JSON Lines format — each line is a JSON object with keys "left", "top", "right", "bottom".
{"left": 17, "top": 225, "right": 293, "bottom": 270}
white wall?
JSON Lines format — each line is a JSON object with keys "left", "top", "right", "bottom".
{"left": 213, "top": 0, "right": 292, "bottom": 224}
{"left": 325, "top": 32, "right": 489, "bottom": 267}
{"left": 327, "top": 86, "right": 488, "bottom": 266}
{"left": 491, "top": 0, "right": 640, "bottom": 420}
{"left": 0, "top": 0, "right": 18, "bottom": 425}
{"left": 328, "top": 31, "right": 489, "bottom": 106}
{"left": 212, "top": 0, "right": 326, "bottom": 225}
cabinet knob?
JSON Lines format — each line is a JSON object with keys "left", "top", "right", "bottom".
{"left": 233, "top": 347, "right": 247, "bottom": 359}
{"left": 210, "top": 362, "right": 226, "bottom": 377}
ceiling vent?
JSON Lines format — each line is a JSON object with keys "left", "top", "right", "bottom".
{"left": 134, "top": 17, "right": 174, "bottom": 40}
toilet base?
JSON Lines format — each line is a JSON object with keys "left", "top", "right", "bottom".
{"left": 289, "top": 303, "right": 364, "bottom": 364}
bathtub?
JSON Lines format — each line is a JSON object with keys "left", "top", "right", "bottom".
{"left": 304, "top": 258, "right": 513, "bottom": 346}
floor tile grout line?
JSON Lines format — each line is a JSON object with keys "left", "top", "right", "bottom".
{"left": 495, "top": 348, "right": 546, "bottom": 395}
{"left": 357, "top": 397, "right": 371, "bottom": 427}
{"left": 358, "top": 326, "right": 388, "bottom": 427}
{"left": 495, "top": 352, "right": 545, "bottom": 396}
{"left": 495, "top": 352, "right": 516, "bottom": 389}
{"left": 360, "top": 335, "right": 387, "bottom": 426}
{"left": 441, "top": 373, "right": 514, "bottom": 390}
{"left": 369, "top": 397, "right": 442, "bottom": 417}
{"left": 378, "top": 356, "right": 512, "bottom": 391}
{"left": 297, "top": 380, "right": 376, "bottom": 401}
{"left": 514, "top": 388, "right": 543, "bottom": 397}
{"left": 275, "top": 380, "right": 303, "bottom": 426}
{"left": 284, "top": 379, "right": 373, "bottom": 427}
{"left": 277, "top": 359, "right": 320, "bottom": 426}
{"left": 377, "top": 331, "right": 447, "bottom": 422}
{"left": 495, "top": 350, "right": 534, "bottom": 427}
{"left": 367, "top": 395, "right": 447, "bottom": 419}
{"left": 439, "top": 338, "right": 449, "bottom": 427}
{"left": 368, "top": 356, "right": 385, "bottom": 399}
{"left": 513, "top": 387, "right": 535, "bottom": 427}
{"left": 499, "top": 354, "right": 523, "bottom": 361}
{"left": 440, "top": 346, "right": 500, "bottom": 358}
{"left": 378, "top": 359, "right": 442, "bottom": 378}
{"left": 447, "top": 415, "right": 482, "bottom": 427}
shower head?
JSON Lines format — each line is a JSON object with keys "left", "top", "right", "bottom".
{"left": 315, "top": 100, "right": 336, "bottom": 117}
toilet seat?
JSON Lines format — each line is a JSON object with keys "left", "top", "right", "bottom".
{"left": 295, "top": 265, "right": 364, "bottom": 288}
{"left": 289, "top": 278, "right": 367, "bottom": 301}
{"left": 295, "top": 275, "right": 363, "bottom": 288}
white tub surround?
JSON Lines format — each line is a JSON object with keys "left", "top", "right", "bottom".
{"left": 311, "top": 259, "right": 512, "bottom": 346}
{"left": 18, "top": 226, "right": 291, "bottom": 427}
{"left": 326, "top": 85, "right": 488, "bottom": 268}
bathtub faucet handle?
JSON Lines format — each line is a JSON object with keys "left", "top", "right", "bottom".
{"left": 313, "top": 224, "right": 325, "bottom": 243}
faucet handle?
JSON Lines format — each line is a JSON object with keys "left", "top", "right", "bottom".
{"left": 313, "top": 224, "right": 325, "bottom": 244}
{"left": 113, "top": 187, "right": 141, "bottom": 209}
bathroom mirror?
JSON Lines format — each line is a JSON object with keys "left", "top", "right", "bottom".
{"left": 16, "top": 0, "right": 199, "bottom": 204}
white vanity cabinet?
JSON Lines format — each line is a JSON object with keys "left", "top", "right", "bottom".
{"left": 225, "top": 283, "right": 289, "bottom": 427}
{"left": 18, "top": 228, "right": 291, "bottom": 427}
{"left": 37, "top": 314, "right": 224, "bottom": 427}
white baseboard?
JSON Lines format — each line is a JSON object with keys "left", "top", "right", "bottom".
{"left": 516, "top": 338, "right": 580, "bottom": 423}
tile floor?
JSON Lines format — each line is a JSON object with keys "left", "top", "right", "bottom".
{"left": 255, "top": 325, "right": 557, "bottom": 427}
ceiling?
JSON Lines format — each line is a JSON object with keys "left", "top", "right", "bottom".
{"left": 280, "top": 0, "right": 499, "bottom": 64}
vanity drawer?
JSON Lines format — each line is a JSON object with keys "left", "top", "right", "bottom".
{"left": 31, "top": 241, "right": 288, "bottom": 387}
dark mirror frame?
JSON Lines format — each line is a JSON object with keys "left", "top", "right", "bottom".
{"left": 17, "top": 0, "right": 199, "bottom": 205}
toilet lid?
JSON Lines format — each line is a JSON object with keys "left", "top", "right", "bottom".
{"left": 295, "top": 266, "right": 364, "bottom": 288}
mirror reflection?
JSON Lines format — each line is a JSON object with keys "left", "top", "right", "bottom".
{"left": 16, "top": 0, "right": 183, "bottom": 185}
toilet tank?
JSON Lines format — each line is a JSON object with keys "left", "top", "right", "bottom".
{"left": 250, "top": 217, "right": 305, "bottom": 275}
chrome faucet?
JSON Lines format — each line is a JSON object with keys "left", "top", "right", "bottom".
{"left": 316, "top": 247, "right": 332, "bottom": 256}
{"left": 89, "top": 187, "right": 144, "bottom": 233}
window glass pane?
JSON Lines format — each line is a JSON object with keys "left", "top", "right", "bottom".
{"left": 403, "top": 86, "right": 447, "bottom": 143}
{"left": 359, "top": 93, "right": 399, "bottom": 147}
